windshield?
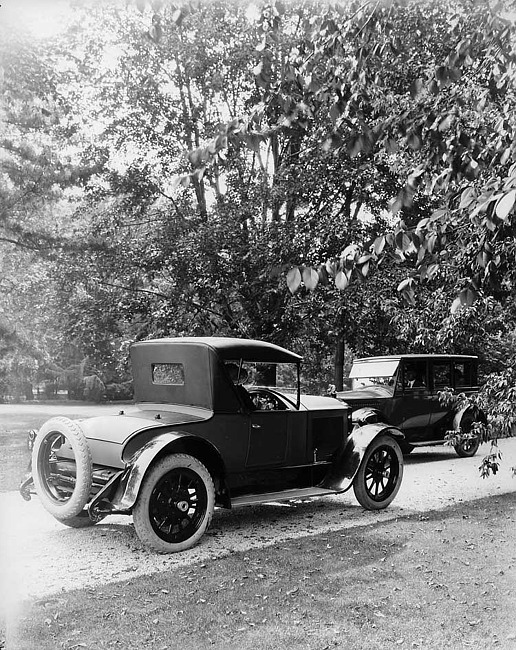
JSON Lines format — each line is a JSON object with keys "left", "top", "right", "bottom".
{"left": 226, "top": 361, "right": 299, "bottom": 394}
{"left": 348, "top": 359, "right": 400, "bottom": 392}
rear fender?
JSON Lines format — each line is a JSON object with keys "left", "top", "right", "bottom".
{"left": 108, "top": 431, "right": 228, "bottom": 512}
{"left": 320, "top": 422, "right": 404, "bottom": 493}
{"left": 452, "top": 405, "right": 487, "bottom": 431}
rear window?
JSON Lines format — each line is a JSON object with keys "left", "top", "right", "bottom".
{"left": 152, "top": 363, "right": 185, "bottom": 385}
{"left": 453, "top": 360, "right": 477, "bottom": 387}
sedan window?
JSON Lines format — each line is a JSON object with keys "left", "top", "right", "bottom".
{"left": 453, "top": 360, "right": 475, "bottom": 388}
{"left": 402, "top": 360, "right": 427, "bottom": 389}
{"left": 432, "top": 362, "right": 452, "bottom": 388}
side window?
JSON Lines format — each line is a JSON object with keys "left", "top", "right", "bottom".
{"left": 432, "top": 362, "right": 451, "bottom": 389}
{"left": 453, "top": 360, "right": 475, "bottom": 388}
{"left": 402, "top": 360, "right": 427, "bottom": 390}
{"left": 152, "top": 363, "right": 185, "bottom": 385}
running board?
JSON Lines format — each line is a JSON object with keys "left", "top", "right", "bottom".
{"left": 411, "top": 440, "right": 445, "bottom": 447}
{"left": 231, "top": 486, "right": 337, "bottom": 508}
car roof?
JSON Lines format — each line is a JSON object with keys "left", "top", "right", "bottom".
{"left": 131, "top": 337, "right": 303, "bottom": 363}
{"left": 353, "top": 354, "right": 478, "bottom": 362}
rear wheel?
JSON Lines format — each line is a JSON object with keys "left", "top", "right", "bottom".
{"left": 454, "top": 414, "right": 481, "bottom": 457}
{"left": 353, "top": 435, "right": 403, "bottom": 510}
{"left": 133, "top": 454, "right": 215, "bottom": 553}
{"left": 32, "top": 417, "right": 92, "bottom": 521}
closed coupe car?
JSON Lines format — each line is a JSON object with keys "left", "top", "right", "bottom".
{"left": 337, "top": 354, "right": 486, "bottom": 457}
{"left": 21, "top": 337, "right": 405, "bottom": 553}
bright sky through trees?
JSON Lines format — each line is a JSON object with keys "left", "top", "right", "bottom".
{"left": 2, "top": 0, "right": 71, "bottom": 39}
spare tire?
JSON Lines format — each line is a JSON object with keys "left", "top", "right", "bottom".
{"left": 32, "top": 417, "right": 93, "bottom": 521}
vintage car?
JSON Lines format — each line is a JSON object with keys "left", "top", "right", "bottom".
{"left": 20, "top": 337, "right": 405, "bottom": 553}
{"left": 337, "top": 354, "right": 486, "bottom": 457}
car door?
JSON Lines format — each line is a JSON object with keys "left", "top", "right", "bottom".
{"left": 428, "top": 359, "right": 453, "bottom": 438}
{"left": 246, "top": 409, "right": 289, "bottom": 467}
{"left": 397, "top": 359, "right": 432, "bottom": 442}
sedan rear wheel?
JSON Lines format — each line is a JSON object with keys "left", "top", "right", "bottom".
{"left": 133, "top": 454, "right": 215, "bottom": 553}
{"left": 454, "top": 414, "right": 481, "bottom": 458}
{"left": 353, "top": 435, "right": 403, "bottom": 510}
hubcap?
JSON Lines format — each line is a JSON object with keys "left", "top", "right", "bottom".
{"left": 364, "top": 446, "right": 399, "bottom": 502}
{"left": 149, "top": 467, "right": 208, "bottom": 544}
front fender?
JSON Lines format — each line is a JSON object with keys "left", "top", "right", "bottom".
{"left": 108, "top": 431, "right": 224, "bottom": 512}
{"left": 320, "top": 422, "right": 404, "bottom": 493}
{"left": 352, "top": 407, "right": 389, "bottom": 426}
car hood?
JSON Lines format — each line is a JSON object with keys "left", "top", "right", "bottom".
{"left": 78, "top": 406, "right": 210, "bottom": 445}
{"left": 336, "top": 387, "right": 392, "bottom": 404}
{"left": 299, "top": 394, "right": 347, "bottom": 410}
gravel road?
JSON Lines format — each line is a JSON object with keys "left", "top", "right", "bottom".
{"left": 1, "top": 437, "right": 515, "bottom": 622}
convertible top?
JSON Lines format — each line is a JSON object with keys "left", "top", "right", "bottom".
{"left": 130, "top": 337, "right": 302, "bottom": 409}
{"left": 131, "top": 337, "right": 303, "bottom": 363}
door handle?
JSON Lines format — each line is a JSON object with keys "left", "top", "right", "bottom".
{"left": 252, "top": 424, "right": 261, "bottom": 429}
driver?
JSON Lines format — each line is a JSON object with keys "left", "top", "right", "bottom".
{"left": 225, "top": 363, "right": 255, "bottom": 410}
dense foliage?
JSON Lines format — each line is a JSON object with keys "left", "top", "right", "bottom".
{"left": 0, "top": 0, "right": 515, "bottom": 467}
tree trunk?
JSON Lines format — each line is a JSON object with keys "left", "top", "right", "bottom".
{"left": 334, "top": 337, "right": 345, "bottom": 391}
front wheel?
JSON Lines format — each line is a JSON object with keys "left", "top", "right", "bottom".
{"left": 132, "top": 454, "right": 215, "bottom": 553}
{"left": 353, "top": 435, "right": 403, "bottom": 510}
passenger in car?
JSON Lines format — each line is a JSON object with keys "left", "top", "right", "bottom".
{"left": 405, "top": 368, "right": 425, "bottom": 388}
{"left": 226, "top": 364, "right": 255, "bottom": 410}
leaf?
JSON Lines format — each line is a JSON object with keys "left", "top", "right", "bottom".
{"left": 438, "top": 114, "right": 453, "bottom": 131}
{"left": 286, "top": 267, "right": 302, "bottom": 294}
{"left": 397, "top": 278, "right": 412, "bottom": 292}
{"left": 398, "top": 278, "right": 415, "bottom": 305}
{"left": 188, "top": 148, "right": 202, "bottom": 166}
{"left": 325, "top": 260, "right": 338, "bottom": 277}
{"left": 409, "top": 78, "right": 423, "bottom": 99}
{"left": 373, "top": 236, "right": 386, "bottom": 256}
{"left": 329, "top": 103, "right": 341, "bottom": 124}
{"left": 390, "top": 194, "right": 404, "bottom": 215}
{"left": 436, "top": 65, "right": 447, "bottom": 82}
{"left": 149, "top": 23, "right": 163, "bottom": 42}
{"left": 172, "top": 9, "right": 186, "bottom": 26}
{"left": 302, "top": 267, "right": 319, "bottom": 290}
{"left": 347, "top": 134, "right": 362, "bottom": 158}
{"left": 495, "top": 190, "right": 516, "bottom": 221}
{"left": 244, "top": 133, "right": 262, "bottom": 153}
{"left": 335, "top": 270, "right": 350, "bottom": 290}
{"left": 426, "top": 263, "right": 439, "bottom": 280}
{"left": 425, "top": 232, "right": 437, "bottom": 253}
{"left": 459, "top": 187, "right": 476, "bottom": 210}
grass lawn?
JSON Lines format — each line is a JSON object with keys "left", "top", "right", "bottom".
{"left": 3, "top": 493, "right": 515, "bottom": 650}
